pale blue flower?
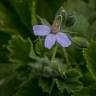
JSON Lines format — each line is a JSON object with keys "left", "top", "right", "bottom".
{"left": 33, "top": 25, "right": 71, "bottom": 49}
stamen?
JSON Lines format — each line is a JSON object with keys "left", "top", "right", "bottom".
{"left": 51, "top": 23, "right": 60, "bottom": 33}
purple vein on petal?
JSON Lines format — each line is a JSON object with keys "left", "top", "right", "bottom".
{"left": 33, "top": 25, "right": 51, "bottom": 36}
{"left": 44, "top": 34, "right": 56, "bottom": 49}
{"left": 56, "top": 32, "right": 71, "bottom": 47}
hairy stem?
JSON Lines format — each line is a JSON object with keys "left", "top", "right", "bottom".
{"left": 51, "top": 45, "right": 58, "bottom": 62}
{"left": 63, "top": 48, "right": 71, "bottom": 67}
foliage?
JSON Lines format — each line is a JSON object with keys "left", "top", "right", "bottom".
{"left": 0, "top": 0, "right": 96, "bottom": 96}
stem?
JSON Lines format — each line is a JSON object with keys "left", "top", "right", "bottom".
{"left": 49, "top": 81, "right": 55, "bottom": 96}
{"left": 0, "top": 28, "right": 19, "bottom": 34}
{"left": 62, "top": 48, "right": 71, "bottom": 66}
{"left": 64, "top": 30, "right": 80, "bottom": 35}
{"left": 51, "top": 45, "right": 58, "bottom": 62}
{"left": 32, "top": 0, "right": 37, "bottom": 25}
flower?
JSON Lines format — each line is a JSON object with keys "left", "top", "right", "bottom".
{"left": 33, "top": 25, "right": 71, "bottom": 49}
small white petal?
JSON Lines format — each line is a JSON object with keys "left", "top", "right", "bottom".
{"left": 33, "top": 25, "right": 50, "bottom": 36}
{"left": 56, "top": 32, "right": 71, "bottom": 47}
{"left": 44, "top": 34, "right": 56, "bottom": 49}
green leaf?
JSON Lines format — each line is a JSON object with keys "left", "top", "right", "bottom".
{"left": 36, "top": 0, "right": 64, "bottom": 22}
{"left": 65, "top": 69, "right": 82, "bottom": 81}
{"left": 63, "top": 0, "right": 90, "bottom": 17}
{"left": 81, "top": 72, "right": 95, "bottom": 86}
{"left": 14, "top": 79, "right": 43, "bottom": 96}
{"left": 9, "top": 0, "right": 32, "bottom": 30}
{"left": 0, "top": 3, "right": 19, "bottom": 34}
{"left": 73, "top": 82, "right": 96, "bottom": 96}
{"left": 83, "top": 41, "right": 96, "bottom": 80}
{"left": 35, "top": 38, "right": 44, "bottom": 56}
{"left": 55, "top": 79, "right": 65, "bottom": 93}
{"left": 39, "top": 78, "right": 54, "bottom": 93}
{"left": 55, "top": 69, "right": 83, "bottom": 93}
{"left": 64, "top": 80, "right": 83, "bottom": 93}
{"left": 64, "top": 69, "right": 83, "bottom": 92}
{"left": 55, "top": 79, "right": 83, "bottom": 94}
{"left": 7, "top": 35, "right": 35, "bottom": 64}
{"left": 70, "top": 14, "right": 89, "bottom": 34}
{"left": 72, "top": 36, "right": 89, "bottom": 48}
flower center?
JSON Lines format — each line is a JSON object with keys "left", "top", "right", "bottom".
{"left": 51, "top": 24, "right": 60, "bottom": 34}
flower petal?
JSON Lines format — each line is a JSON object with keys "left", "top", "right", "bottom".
{"left": 56, "top": 32, "right": 71, "bottom": 47}
{"left": 33, "top": 25, "right": 50, "bottom": 36}
{"left": 44, "top": 34, "right": 56, "bottom": 49}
